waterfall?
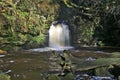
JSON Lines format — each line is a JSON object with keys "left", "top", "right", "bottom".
{"left": 28, "top": 21, "right": 73, "bottom": 52}
{"left": 49, "top": 21, "right": 70, "bottom": 48}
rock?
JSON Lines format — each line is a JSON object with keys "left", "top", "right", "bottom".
{"left": 62, "top": 73, "right": 74, "bottom": 80}
{"left": 0, "top": 55, "right": 5, "bottom": 58}
{"left": 90, "top": 76, "right": 113, "bottom": 80}
{"left": 0, "top": 50, "right": 7, "bottom": 54}
{"left": 86, "top": 57, "right": 96, "bottom": 61}
{"left": 47, "top": 74, "right": 60, "bottom": 80}
{"left": 108, "top": 65, "right": 120, "bottom": 79}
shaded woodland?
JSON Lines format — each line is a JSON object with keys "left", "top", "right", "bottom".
{"left": 0, "top": 0, "right": 120, "bottom": 51}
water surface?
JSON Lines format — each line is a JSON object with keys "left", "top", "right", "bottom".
{"left": 0, "top": 47, "right": 120, "bottom": 80}
{"left": 0, "top": 51, "right": 51, "bottom": 80}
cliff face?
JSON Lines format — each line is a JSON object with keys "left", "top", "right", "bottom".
{"left": 0, "top": 0, "right": 120, "bottom": 51}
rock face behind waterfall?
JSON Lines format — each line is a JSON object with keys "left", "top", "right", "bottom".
{"left": 49, "top": 21, "right": 70, "bottom": 48}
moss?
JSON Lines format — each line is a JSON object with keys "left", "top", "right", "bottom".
{"left": 32, "top": 34, "right": 45, "bottom": 44}
{"left": 0, "top": 74, "right": 11, "bottom": 80}
{"left": 62, "top": 73, "right": 74, "bottom": 80}
{"left": 47, "top": 74, "right": 60, "bottom": 80}
{"left": 95, "top": 66, "right": 111, "bottom": 76}
{"left": 111, "top": 52, "right": 120, "bottom": 58}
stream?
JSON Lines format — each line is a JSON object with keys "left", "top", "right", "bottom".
{"left": 0, "top": 47, "right": 120, "bottom": 80}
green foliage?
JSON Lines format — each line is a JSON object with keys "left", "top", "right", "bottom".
{"left": 32, "top": 34, "right": 45, "bottom": 44}
{"left": 47, "top": 74, "right": 60, "bottom": 80}
{"left": 0, "top": 0, "right": 60, "bottom": 51}
{"left": 0, "top": 0, "right": 120, "bottom": 51}
{"left": 62, "top": 73, "right": 74, "bottom": 80}
{"left": 63, "top": 0, "right": 120, "bottom": 46}
{"left": 0, "top": 73, "right": 11, "bottom": 80}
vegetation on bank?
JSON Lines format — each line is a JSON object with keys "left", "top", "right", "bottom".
{"left": 0, "top": 0, "right": 120, "bottom": 51}
{"left": 0, "top": 73, "right": 11, "bottom": 80}
{"left": 0, "top": 0, "right": 59, "bottom": 51}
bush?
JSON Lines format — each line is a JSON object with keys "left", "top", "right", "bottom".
{"left": 0, "top": 73, "right": 11, "bottom": 80}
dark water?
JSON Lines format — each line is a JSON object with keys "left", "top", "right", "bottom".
{"left": 0, "top": 52, "right": 51, "bottom": 80}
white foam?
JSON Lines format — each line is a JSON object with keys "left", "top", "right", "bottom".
{"left": 28, "top": 46, "right": 74, "bottom": 52}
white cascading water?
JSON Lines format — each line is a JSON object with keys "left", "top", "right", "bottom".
{"left": 49, "top": 21, "right": 70, "bottom": 48}
{"left": 28, "top": 21, "right": 73, "bottom": 52}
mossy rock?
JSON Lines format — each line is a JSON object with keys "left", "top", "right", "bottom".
{"left": 62, "top": 73, "right": 74, "bottom": 80}
{"left": 47, "top": 74, "right": 60, "bottom": 80}
{"left": 95, "top": 66, "right": 111, "bottom": 76}
{"left": 0, "top": 74, "right": 11, "bottom": 80}
{"left": 76, "top": 58, "right": 120, "bottom": 70}
{"left": 111, "top": 52, "right": 120, "bottom": 58}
